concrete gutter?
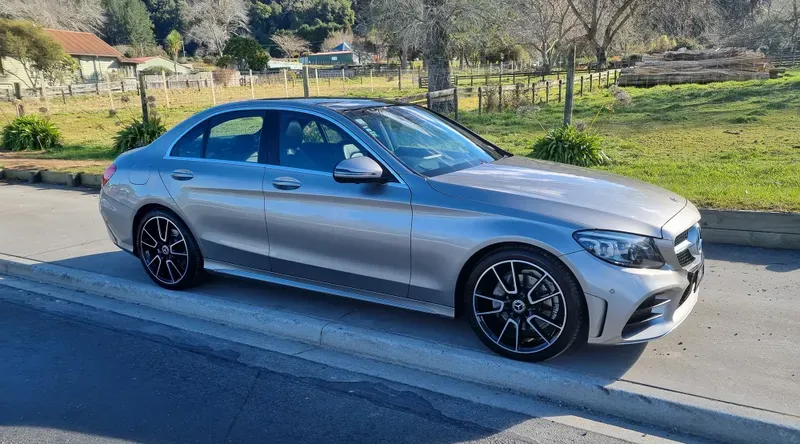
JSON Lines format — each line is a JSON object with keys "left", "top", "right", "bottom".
{"left": 0, "top": 252, "right": 797, "bottom": 444}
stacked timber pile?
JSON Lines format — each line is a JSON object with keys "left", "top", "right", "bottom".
{"left": 617, "top": 48, "right": 772, "bottom": 87}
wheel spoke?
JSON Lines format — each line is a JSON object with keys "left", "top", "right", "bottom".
{"left": 526, "top": 274, "right": 547, "bottom": 303}
{"left": 474, "top": 293, "right": 505, "bottom": 315}
{"left": 157, "top": 218, "right": 168, "bottom": 242}
{"left": 497, "top": 318, "right": 519, "bottom": 350}
{"left": 166, "top": 259, "right": 184, "bottom": 281}
{"left": 526, "top": 316, "right": 551, "bottom": 345}
{"left": 142, "top": 229, "right": 158, "bottom": 248}
{"left": 152, "top": 256, "right": 162, "bottom": 278}
{"left": 529, "top": 292, "right": 561, "bottom": 306}
{"left": 165, "top": 259, "right": 175, "bottom": 282}
{"left": 532, "top": 314, "right": 564, "bottom": 330}
{"left": 492, "top": 264, "right": 517, "bottom": 295}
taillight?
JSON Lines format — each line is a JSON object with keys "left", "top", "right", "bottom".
{"left": 102, "top": 164, "right": 117, "bottom": 187}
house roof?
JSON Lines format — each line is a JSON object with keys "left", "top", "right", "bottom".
{"left": 44, "top": 29, "right": 126, "bottom": 59}
{"left": 332, "top": 42, "right": 352, "bottom": 52}
{"left": 308, "top": 50, "right": 352, "bottom": 57}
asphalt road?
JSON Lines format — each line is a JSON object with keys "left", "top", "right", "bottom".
{"left": 0, "top": 286, "right": 631, "bottom": 444}
{"left": 0, "top": 182, "right": 798, "bottom": 418}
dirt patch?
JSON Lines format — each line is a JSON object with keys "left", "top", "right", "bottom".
{"left": 0, "top": 153, "right": 109, "bottom": 174}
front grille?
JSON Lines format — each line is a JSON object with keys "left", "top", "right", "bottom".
{"left": 674, "top": 229, "right": 689, "bottom": 245}
{"left": 677, "top": 249, "right": 695, "bottom": 267}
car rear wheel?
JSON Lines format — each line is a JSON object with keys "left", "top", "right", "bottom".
{"left": 465, "top": 247, "right": 586, "bottom": 362}
{"left": 137, "top": 209, "right": 203, "bottom": 290}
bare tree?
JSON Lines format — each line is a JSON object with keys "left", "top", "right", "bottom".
{"left": 363, "top": 0, "right": 498, "bottom": 95}
{"left": 566, "top": 0, "right": 647, "bottom": 68}
{"left": 508, "top": 0, "right": 579, "bottom": 73}
{"left": 184, "top": 0, "right": 248, "bottom": 55}
{"left": 0, "top": 0, "right": 105, "bottom": 33}
{"left": 271, "top": 32, "right": 311, "bottom": 59}
{"left": 321, "top": 30, "right": 354, "bottom": 52}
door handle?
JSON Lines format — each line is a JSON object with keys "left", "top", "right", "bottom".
{"left": 171, "top": 169, "right": 194, "bottom": 181}
{"left": 272, "top": 177, "right": 301, "bottom": 190}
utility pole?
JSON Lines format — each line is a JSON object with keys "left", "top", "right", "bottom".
{"left": 563, "top": 46, "right": 576, "bottom": 126}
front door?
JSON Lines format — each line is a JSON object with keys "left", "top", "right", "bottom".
{"left": 262, "top": 110, "right": 412, "bottom": 297}
{"left": 159, "top": 110, "right": 271, "bottom": 271}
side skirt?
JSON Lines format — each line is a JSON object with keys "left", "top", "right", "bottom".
{"left": 204, "top": 259, "right": 455, "bottom": 318}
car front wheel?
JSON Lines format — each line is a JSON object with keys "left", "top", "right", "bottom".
{"left": 465, "top": 247, "right": 586, "bottom": 362}
{"left": 137, "top": 209, "right": 203, "bottom": 290}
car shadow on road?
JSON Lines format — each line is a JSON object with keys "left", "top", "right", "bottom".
{"left": 0, "top": 180, "right": 100, "bottom": 196}
{"left": 704, "top": 242, "right": 800, "bottom": 272}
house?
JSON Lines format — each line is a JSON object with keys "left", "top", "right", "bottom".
{"left": 130, "top": 56, "right": 192, "bottom": 74}
{"left": 0, "top": 28, "right": 139, "bottom": 87}
{"left": 300, "top": 42, "right": 360, "bottom": 66}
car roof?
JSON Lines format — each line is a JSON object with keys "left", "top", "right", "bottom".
{"left": 207, "top": 98, "right": 402, "bottom": 113}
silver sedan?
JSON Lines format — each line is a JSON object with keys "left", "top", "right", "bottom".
{"left": 99, "top": 99, "right": 703, "bottom": 362}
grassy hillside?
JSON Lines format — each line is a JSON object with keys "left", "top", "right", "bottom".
{"left": 460, "top": 71, "right": 800, "bottom": 211}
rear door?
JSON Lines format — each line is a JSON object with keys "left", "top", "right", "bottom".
{"left": 159, "top": 109, "right": 272, "bottom": 271}
{"left": 262, "top": 109, "right": 413, "bottom": 297}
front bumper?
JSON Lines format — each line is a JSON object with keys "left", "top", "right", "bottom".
{"left": 563, "top": 249, "right": 702, "bottom": 345}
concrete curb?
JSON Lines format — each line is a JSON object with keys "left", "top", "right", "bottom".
{"left": 700, "top": 209, "right": 800, "bottom": 250}
{"left": 0, "top": 253, "right": 797, "bottom": 444}
{"left": 0, "top": 167, "right": 99, "bottom": 188}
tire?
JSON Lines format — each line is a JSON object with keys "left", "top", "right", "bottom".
{"left": 136, "top": 209, "right": 204, "bottom": 290}
{"left": 464, "top": 246, "right": 586, "bottom": 362}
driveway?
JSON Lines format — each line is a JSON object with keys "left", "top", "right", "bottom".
{"left": 1, "top": 182, "right": 798, "bottom": 418}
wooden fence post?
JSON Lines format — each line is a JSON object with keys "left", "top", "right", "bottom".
{"left": 580, "top": 76, "right": 584, "bottom": 95}
{"left": 250, "top": 69, "right": 256, "bottom": 99}
{"left": 95, "top": 81, "right": 100, "bottom": 95}
{"left": 138, "top": 73, "right": 148, "bottom": 121}
{"left": 426, "top": 92, "right": 431, "bottom": 109}
{"left": 564, "top": 46, "right": 575, "bottom": 125}
{"left": 302, "top": 67, "right": 310, "bottom": 98}
{"left": 558, "top": 79, "right": 562, "bottom": 103}
{"left": 61, "top": 89, "right": 67, "bottom": 104}
{"left": 478, "top": 86, "right": 482, "bottom": 114}
{"left": 210, "top": 74, "right": 217, "bottom": 105}
{"left": 498, "top": 85, "right": 503, "bottom": 110}
{"left": 283, "top": 69, "right": 289, "bottom": 97}
{"left": 545, "top": 81, "right": 550, "bottom": 104}
{"left": 606, "top": 71, "right": 610, "bottom": 87}
{"left": 532, "top": 83, "right": 536, "bottom": 104}
{"left": 453, "top": 88, "right": 459, "bottom": 121}
{"left": 341, "top": 68, "right": 346, "bottom": 94}
{"left": 68, "top": 84, "right": 74, "bottom": 97}
{"left": 589, "top": 74, "right": 593, "bottom": 92}
{"left": 161, "top": 72, "right": 170, "bottom": 108}
{"left": 398, "top": 67, "right": 402, "bottom": 90}
{"left": 315, "top": 69, "right": 320, "bottom": 95}
{"left": 370, "top": 69, "right": 374, "bottom": 92}
{"left": 598, "top": 72, "right": 601, "bottom": 88}
{"left": 121, "top": 80, "right": 126, "bottom": 92}
{"left": 107, "top": 75, "right": 115, "bottom": 110}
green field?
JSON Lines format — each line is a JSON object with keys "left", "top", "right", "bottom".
{"left": 1, "top": 70, "right": 799, "bottom": 211}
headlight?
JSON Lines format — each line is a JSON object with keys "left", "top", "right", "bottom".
{"left": 573, "top": 230, "right": 664, "bottom": 269}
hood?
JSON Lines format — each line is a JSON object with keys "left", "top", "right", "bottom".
{"left": 428, "top": 156, "right": 686, "bottom": 238}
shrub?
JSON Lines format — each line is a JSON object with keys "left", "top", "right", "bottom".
{"left": 140, "top": 66, "right": 172, "bottom": 76}
{"left": 113, "top": 117, "right": 166, "bottom": 153}
{"left": 531, "top": 125, "right": 609, "bottom": 167}
{"left": 1, "top": 115, "right": 61, "bottom": 151}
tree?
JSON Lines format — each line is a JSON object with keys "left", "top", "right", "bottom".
{"left": 271, "top": 32, "right": 310, "bottom": 59}
{"left": 164, "top": 30, "right": 183, "bottom": 72}
{"left": 566, "top": 0, "right": 647, "bottom": 68}
{"left": 184, "top": 0, "right": 249, "bottom": 55}
{"left": 363, "top": 0, "right": 497, "bottom": 97}
{"left": 0, "top": 0, "right": 105, "bottom": 33}
{"left": 0, "top": 19, "right": 70, "bottom": 88}
{"left": 103, "top": 0, "right": 157, "bottom": 55}
{"left": 250, "top": 0, "right": 354, "bottom": 52}
{"left": 321, "top": 30, "right": 354, "bottom": 52}
{"left": 223, "top": 35, "right": 270, "bottom": 70}
{"left": 143, "top": 0, "right": 186, "bottom": 42}
{"left": 508, "top": 0, "right": 578, "bottom": 73}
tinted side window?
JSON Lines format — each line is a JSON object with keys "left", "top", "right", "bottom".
{"left": 278, "top": 112, "right": 364, "bottom": 173}
{"left": 206, "top": 112, "right": 264, "bottom": 163}
{"left": 171, "top": 124, "right": 204, "bottom": 158}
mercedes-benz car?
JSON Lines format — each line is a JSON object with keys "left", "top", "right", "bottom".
{"left": 99, "top": 99, "right": 703, "bottom": 362}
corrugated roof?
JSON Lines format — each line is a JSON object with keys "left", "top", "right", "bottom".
{"left": 44, "top": 29, "right": 124, "bottom": 58}
{"left": 309, "top": 50, "right": 352, "bottom": 56}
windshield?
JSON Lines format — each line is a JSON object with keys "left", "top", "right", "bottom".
{"left": 343, "top": 105, "right": 505, "bottom": 177}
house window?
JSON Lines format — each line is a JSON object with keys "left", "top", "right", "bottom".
{"left": 331, "top": 56, "right": 338, "bottom": 61}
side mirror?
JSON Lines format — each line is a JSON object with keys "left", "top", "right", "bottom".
{"left": 333, "top": 156, "right": 387, "bottom": 184}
